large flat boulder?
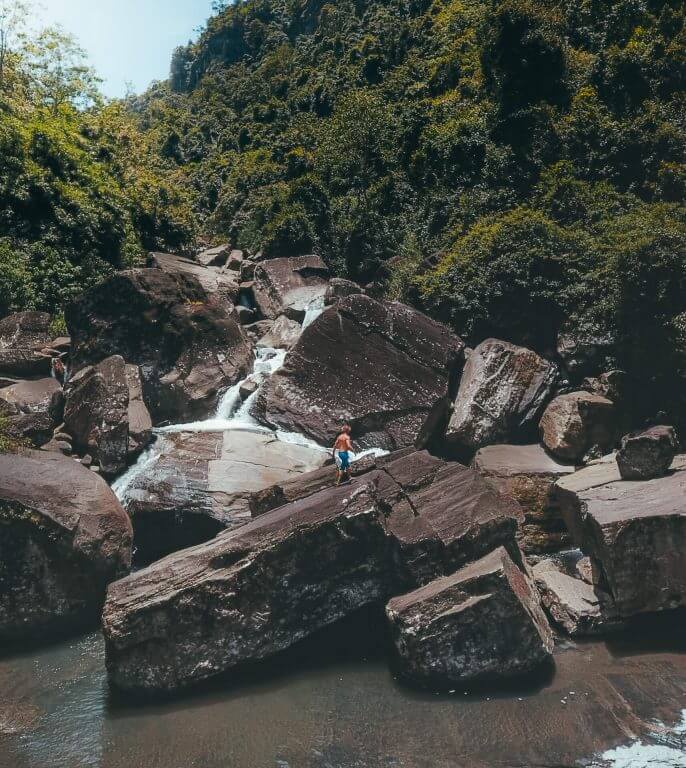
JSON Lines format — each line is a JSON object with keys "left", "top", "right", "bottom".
{"left": 251, "top": 255, "right": 330, "bottom": 321}
{"left": 554, "top": 454, "right": 686, "bottom": 617}
{"left": 119, "top": 428, "right": 327, "bottom": 563}
{"left": 0, "top": 312, "right": 53, "bottom": 378}
{"left": 257, "top": 295, "right": 465, "bottom": 450}
{"left": 539, "top": 391, "right": 616, "bottom": 463}
{"left": 65, "top": 269, "right": 253, "bottom": 424}
{"left": 0, "top": 378, "right": 62, "bottom": 448}
{"left": 147, "top": 251, "right": 240, "bottom": 309}
{"left": 446, "top": 339, "right": 558, "bottom": 454}
{"left": 103, "top": 482, "right": 393, "bottom": 693}
{"left": 0, "top": 450, "right": 132, "bottom": 642}
{"left": 472, "top": 444, "right": 575, "bottom": 553}
{"left": 386, "top": 547, "right": 554, "bottom": 687}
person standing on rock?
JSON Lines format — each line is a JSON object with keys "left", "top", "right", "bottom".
{"left": 333, "top": 425, "right": 353, "bottom": 485}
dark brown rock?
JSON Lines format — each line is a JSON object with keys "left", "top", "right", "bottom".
{"left": 195, "top": 244, "right": 230, "bottom": 268}
{"left": 251, "top": 255, "right": 330, "bottom": 321}
{"left": 256, "top": 315, "right": 302, "bottom": 349}
{"left": 554, "top": 454, "right": 686, "bottom": 617}
{"left": 148, "top": 251, "right": 240, "bottom": 307}
{"left": 616, "top": 425, "right": 679, "bottom": 480}
{"left": 0, "top": 378, "right": 62, "bottom": 448}
{"left": 446, "top": 339, "right": 558, "bottom": 454}
{"left": 0, "top": 450, "right": 132, "bottom": 642}
{"left": 125, "top": 364, "right": 152, "bottom": 459}
{"left": 257, "top": 295, "right": 465, "bottom": 450}
{"left": 0, "top": 312, "right": 53, "bottom": 378}
{"left": 324, "top": 278, "right": 363, "bottom": 306}
{"left": 65, "top": 269, "right": 253, "bottom": 424}
{"left": 386, "top": 547, "right": 553, "bottom": 687}
{"left": 103, "top": 482, "right": 392, "bottom": 692}
{"left": 539, "top": 392, "right": 616, "bottom": 463}
{"left": 472, "top": 444, "right": 575, "bottom": 553}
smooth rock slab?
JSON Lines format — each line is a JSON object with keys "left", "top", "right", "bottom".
{"left": 258, "top": 295, "right": 464, "bottom": 450}
{"left": 0, "top": 450, "right": 132, "bottom": 642}
{"left": 446, "top": 338, "right": 558, "bottom": 454}
{"left": 386, "top": 547, "right": 554, "bottom": 687}
{"left": 103, "top": 482, "right": 392, "bottom": 693}
{"left": 554, "top": 454, "right": 686, "bottom": 617}
{"left": 472, "top": 444, "right": 575, "bottom": 553}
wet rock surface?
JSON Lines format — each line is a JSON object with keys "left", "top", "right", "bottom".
{"left": 616, "top": 425, "right": 679, "bottom": 480}
{"left": 258, "top": 295, "right": 464, "bottom": 449}
{"left": 472, "top": 444, "right": 575, "bottom": 553}
{"left": 66, "top": 269, "right": 253, "bottom": 424}
{"left": 103, "top": 482, "right": 392, "bottom": 693}
{"left": 539, "top": 391, "right": 616, "bottom": 463}
{"left": 387, "top": 547, "right": 554, "bottom": 687}
{"left": 554, "top": 454, "right": 686, "bottom": 618}
{"left": 251, "top": 254, "right": 330, "bottom": 321}
{"left": 446, "top": 338, "right": 558, "bottom": 454}
{"left": 0, "top": 450, "right": 132, "bottom": 642}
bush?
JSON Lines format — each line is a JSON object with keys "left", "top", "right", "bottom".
{"left": 0, "top": 241, "right": 34, "bottom": 317}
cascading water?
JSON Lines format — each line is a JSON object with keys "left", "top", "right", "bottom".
{"left": 301, "top": 294, "right": 326, "bottom": 330}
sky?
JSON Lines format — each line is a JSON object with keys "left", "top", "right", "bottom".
{"left": 39, "top": 0, "right": 216, "bottom": 98}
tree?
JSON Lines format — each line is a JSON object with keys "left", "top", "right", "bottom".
{"left": 0, "top": 0, "right": 30, "bottom": 95}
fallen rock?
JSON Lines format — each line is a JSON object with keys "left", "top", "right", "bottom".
{"left": 324, "top": 278, "right": 363, "bottom": 306}
{"left": 251, "top": 255, "right": 330, "bottom": 321}
{"left": 148, "top": 251, "right": 240, "bottom": 307}
{"left": 66, "top": 269, "right": 253, "bottom": 424}
{"left": 0, "top": 378, "right": 62, "bottom": 448}
{"left": 226, "top": 249, "right": 244, "bottom": 271}
{"left": 472, "top": 444, "right": 575, "bottom": 553}
{"left": 236, "top": 305, "right": 256, "bottom": 325}
{"left": 554, "top": 454, "right": 686, "bottom": 617}
{"left": 533, "top": 554, "right": 622, "bottom": 637}
{"left": 616, "top": 425, "right": 678, "bottom": 480}
{"left": 539, "top": 392, "right": 616, "bottom": 463}
{"left": 446, "top": 339, "right": 558, "bottom": 455}
{"left": 386, "top": 547, "right": 553, "bottom": 687}
{"left": 120, "top": 429, "right": 326, "bottom": 563}
{"left": 0, "top": 312, "right": 53, "bottom": 378}
{"left": 0, "top": 398, "right": 54, "bottom": 448}
{"left": 257, "top": 315, "right": 302, "bottom": 349}
{"left": 42, "top": 438, "right": 72, "bottom": 455}
{"left": 0, "top": 377, "right": 61, "bottom": 415}
{"left": 257, "top": 295, "right": 464, "bottom": 450}
{"left": 195, "top": 244, "right": 230, "bottom": 268}
{"left": 64, "top": 356, "right": 130, "bottom": 478}
{"left": 103, "top": 482, "right": 392, "bottom": 693}
{"left": 125, "top": 364, "right": 153, "bottom": 459}
{"left": 0, "top": 450, "right": 132, "bottom": 641}
{"left": 239, "top": 379, "right": 259, "bottom": 401}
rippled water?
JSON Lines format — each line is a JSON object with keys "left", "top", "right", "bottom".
{"left": 1, "top": 612, "right": 686, "bottom": 768}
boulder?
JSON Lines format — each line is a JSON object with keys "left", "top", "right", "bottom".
{"left": 533, "top": 554, "right": 622, "bottom": 637}
{"left": 554, "top": 454, "right": 686, "bottom": 617}
{"left": 0, "top": 377, "right": 61, "bottom": 414}
{"left": 0, "top": 312, "right": 53, "bottom": 379}
{"left": 539, "top": 392, "right": 616, "bottom": 463}
{"left": 257, "top": 315, "right": 302, "bottom": 349}
{"left": 65, "top": 269, "right": 253, "bottom": 424}
{"left": 257, "top": 295, "right": 465, "bottom": 450}
{"left": 616, "top": 425, "right": 678, "bottom": 480}
{"left": 556, "top": 324, "right": 615, "bottom": 379}
{"left": 386, "top": 547, "right": 554, "bottom": 688}
{"left": 195, "top": 244, "right": 230, "bottom": 268}
{"left": 226, "top": 249, "right": 244, "bottom": 271}
{"left": 148, "top": 251, "right": 240, "bottom": 307}
{"left": 42, "top": 438, "right": 72, "bottom": 455}
{"left": 119, "top": 429, "right": 327, "bottom": 563}
{"left": 446, "top": 339, "right": 558, "bottom": 455}
{"left": 125, "top": 364, "right": 153, "bottom": 459}
{"left": 239, "top": 379, "right": 259, "bottom": 401}
{"left": 0, "top": 398, "right": 54, "bottom": 448}
{"left": 0, "top": 378, "right": 62, "bottom": 448}
{"left": 472, "top": 444, "right": 575, "bottom": 553}
{"left": 0, "top": 450, "right": 132, "bottom": 641}
{"left": 324, "top": 278, "right": 363, "bottom": 306}
{"left": 64, "top": 356, "right": 130, "bottom": 478}
{"left": 103, "top": 482, "right": 392, "bottom": 693}
{"left": 251, "top": 255, "right": 330, "bottom": 321}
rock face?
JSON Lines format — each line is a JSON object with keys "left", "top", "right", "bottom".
{"left": 554, "top": 454, "right": 686, "bottom": 617}
{"left": 121, "top": 429, "right": 326, "bottom": 563}
{"left": 446, "top": 339, "right": 558, "bottom": 454}
{"left": 64, "top": 356, "right": 130, "bottom": 477}
{"left": 386, "top": 547, "right": 554, "bottom": 687}
{"left": 103, "top": 482, "right": 392, "bottom": 693}
{"left": 195, "top": 244, "right": 230, "bottom": 268}
{"left": 257, "top": 315, "right": 302, "bottom": 349}
{"left": 66, "top": 269, "right": 253, "bottom": 424}
{"left": 539, "top": 392, "right": 616, "bottom": 463}
{"left": 472, "top": 444, "right": 575, "bottom": 553}
{"left": 0, "top": 450, "right": 132, "bottom": 641}
{"left": 0, "top": 312, "right": 53, "bottom": 378}
{"left": 0, "top": 378, "right": 62, "bottom": 448}
{"left": 148, "top": 251, "right": 240, "bottom": 308}
{"left": 616, "top": 425, "right": 678, "bottom": 480}
{"left": 258, "top": 295, "right": 465, "bottom": 449}
{"left": 533, "top": 554, "right": 621, "bottom": 637}
{"left": 125, "top": 364, "right": 153, "bottom": 458}
{"left": 324, "top": 278, "right": 363, "bottom": 305}
{"left": 251, "top": 255, "right": 330, "bottom": 321}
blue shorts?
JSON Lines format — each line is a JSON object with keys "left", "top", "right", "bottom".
{"left": 335, "top": 451, "right": 351, "bottom": 470}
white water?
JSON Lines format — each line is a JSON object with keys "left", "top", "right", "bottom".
{"left": 301, "top": 294, "right": 326, "bottom": 330}
{"left": 591, "top": 710, "right": 686, "bottom": 767}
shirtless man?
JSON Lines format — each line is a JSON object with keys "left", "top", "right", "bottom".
{"left": 333, "top": 425, "right": 353, "bottom": 485}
